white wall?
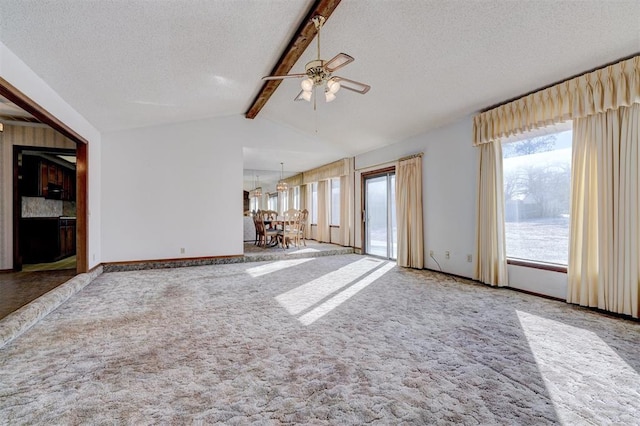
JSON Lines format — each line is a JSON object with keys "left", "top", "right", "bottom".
{"left": 0, "top": 41, "right": 102, "bottom": 269}
{"left": 354, "top": 116, "right": 568, "bottom": 299}
{"left": 101, "top": 115, "right": 316, "bottom": 262}
{"left": 102, "top": 118, "right": 241, "bottom": 261}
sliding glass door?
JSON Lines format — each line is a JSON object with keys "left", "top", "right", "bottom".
{"left": 364, "top": 172, "right": 396, "bottom": 259}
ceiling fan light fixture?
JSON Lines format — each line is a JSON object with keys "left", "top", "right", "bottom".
{"left": 261, "top": 14, "right": 369, "bottom": 108}
{"left": 325, "top": 91, "right": 336, "bottom": 103}
{"left": 327, "top": 79, "right": 341, "bottom": 94}
{"left": 301, "top": 78, "right": 314, "bottom": 92}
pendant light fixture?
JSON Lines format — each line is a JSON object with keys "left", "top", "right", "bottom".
{"left": 253, "top": 175, "right": 262, "bottom": 198}
{"left": 276, "top": 162, "right": 288, "bottom": 193}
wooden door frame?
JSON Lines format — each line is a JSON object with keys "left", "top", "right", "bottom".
{"left": 1, "top": 77, "right": 89, "bottom": 273}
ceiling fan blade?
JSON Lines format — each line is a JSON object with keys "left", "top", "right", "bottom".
{"left": 332, "top": 76, "right": 371, "bottom": 94}
{"left": 262, "top": 73, "right": 307, "bottom": 81}
{"left": 324, "top": 53, "right": 354, "bottom": 72}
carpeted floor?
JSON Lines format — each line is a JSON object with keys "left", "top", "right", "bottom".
{"left": 0, "top": 254, "right": 638, "bottom": 424}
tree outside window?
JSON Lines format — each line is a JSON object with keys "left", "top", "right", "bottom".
{"left": 503, "top": 130, "right": 572, "bottom": 265}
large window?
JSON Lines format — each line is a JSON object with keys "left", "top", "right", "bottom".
{"left": 330, "top": 178, "right": 340, "bottom": 226}
{"left": 310, "top": 182, "right": 318, "bottom": 224}
{"left": 268, "top": 193, "right": 277, "bottom": 212}
{"left": 281, "top": 192, "right": 288, "bottom": 213}
{"left": 293, "top": 186, "right": 300, "bottom": 210}
{"left": 503, "top": 128, "right": 572, "bottom": 265}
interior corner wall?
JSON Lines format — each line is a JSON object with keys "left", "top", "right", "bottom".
{"left": 101, "top": 117, "right": 248, "bottom": 262}
{"left": 0, "top": 40, "right": 102, "bottom": 270}
{"left": 354, "top": 116, "right": 568, "bottom": 300}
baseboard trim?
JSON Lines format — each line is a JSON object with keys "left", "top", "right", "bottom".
{"left": 103, "top": 254, "right": 244, "bottom": 272}
{"left": 422, "top": 266, "right": 638, "bottom": 322}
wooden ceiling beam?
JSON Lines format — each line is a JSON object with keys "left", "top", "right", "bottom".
{"left": 244, "top": 0, "right": 341, "bottom": 119}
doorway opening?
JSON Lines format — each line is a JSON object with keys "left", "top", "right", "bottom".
{"left": 0, "top": 79, "right": 88, "bottom": 320}
{"left": 363, "top": 169, "right": 396, "bottom": 260}
{"left": 14, "top": 146, "right": 77, "bottom": 272}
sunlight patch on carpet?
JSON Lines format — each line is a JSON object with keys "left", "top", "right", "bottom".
{"left": 517, "top": 310, "right": 640, "bottom": 424}
{"left": 246, "top": 258, "right": 314, "bottom": 278}
{"left": 298, "top": 261, "right": 395, "bottom": 325}
{"left": 286, "top": 248, "right": 320, "bottom": 255}
{"left": 275, "top": 257, "right": 386, "bottom": 316}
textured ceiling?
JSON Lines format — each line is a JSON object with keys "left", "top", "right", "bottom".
{"left": 1, "top": 0, "right": 639, "bottom": 189}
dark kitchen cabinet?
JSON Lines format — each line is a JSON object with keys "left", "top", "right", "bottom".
{"left": 20, "top": 156, "right": 75, "bottom": 200}
{"left": 59, "top": 218, "right": 76, "bottom": 258}
{"left": 20, "top": 217, "right": 76, "bottom": 263}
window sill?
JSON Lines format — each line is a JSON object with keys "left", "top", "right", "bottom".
{"left": 507, "top": 258, "right": 567, "bottom": 273}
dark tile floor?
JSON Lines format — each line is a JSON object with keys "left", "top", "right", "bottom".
{"left": 0, "top": 269, "right": 77, "bottom": 319}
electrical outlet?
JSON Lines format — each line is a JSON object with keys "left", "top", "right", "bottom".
{"left": 429, "top": 250, "right": 434, "bottom": 257}
{"left": 445, "top": 251, "right": 450, "bottom": 259}
{"left": 180, "top": 248, "right": 185, "bottom": 254}
{"left": 467, "top": 254, "right": 473, "bottom": 263}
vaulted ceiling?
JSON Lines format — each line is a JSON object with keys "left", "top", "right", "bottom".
{"left": 1, "top": 0, "right": 638, "bottom": 189}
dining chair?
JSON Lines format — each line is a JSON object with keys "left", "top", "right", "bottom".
{"left": 281, "top": 209, "right": 301, "bottom": 249}
{"left": 252, "top": 210, "right": 262, "bottom": 245}
{"left": 263, "top": 210, "right": 278, "bottom": 229}
{"left": 299, "top": 209, "right": 309, "bottom": 246}
{"left": 255, "top": 212, "right": 281, "bottom": 248}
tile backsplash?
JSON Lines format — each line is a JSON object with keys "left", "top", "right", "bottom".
{"left": 22, "top": 197, "right": 63, "bottom": 218}
{"left": 63, "top": 201, "right": 77, "bottom": 217}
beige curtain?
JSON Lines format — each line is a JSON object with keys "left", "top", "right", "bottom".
{"left": 568, "top": 103, "right": 639, "bottom": 318}
{"left": 317, "top": 180, "right": 330, "bottom": 242}
{"left": 474, "top": 141, "right": 508, "bottom": 286}
{"left": 339, "top": 175, "right": 352, "bottom": 246}
{"left": 287, "top": 187, "right": 294, "bottom": 211}
{"left": 396, "top": 156, "right": 424, "bottom": 268}
{"left": 304, "top": 184, "right": 312, "bottom": 239}
{"left": 300, "top": 184, "right": 307, "bottom": 212}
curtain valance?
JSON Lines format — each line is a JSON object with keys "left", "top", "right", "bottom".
{"left": 303, "top": 158, "right": 350, "bottom": 184}
{"left": 282, "top": 173, "right": 303, "bottom": 187}
{"left": 473, "top": 56, "right": 640, "bottom": 145}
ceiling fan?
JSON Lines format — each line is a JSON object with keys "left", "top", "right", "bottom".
{"left": 262, "top": 15, "right": 370, "bottom": 106}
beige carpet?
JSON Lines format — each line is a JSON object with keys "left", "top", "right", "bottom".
{"left": 0, "top": 254, "right": 638, "bottom": 424}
